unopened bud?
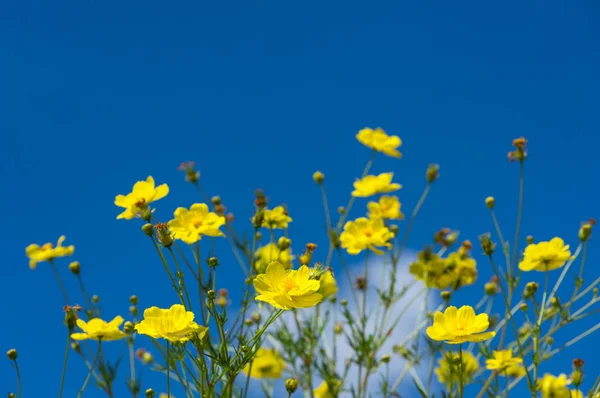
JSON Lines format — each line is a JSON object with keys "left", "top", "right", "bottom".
{"left": 141, "top": 208, "right": 152, "bottom": 222}
{"left": 129, "top": 295, "right": 139, "bottom": 305}
{"left": 124, "top": 321, "right": 135, "bottom": 334}
{"left": 277, "top": 237, "right": 291, "bottom": 250}
{"left": 71, "top": 341, "right": 81, "bottom": 352}
{"left": 211, "top": 196, "right": 222, "bottom": 205}
{"left": 313, "top": 171, "right": 325, "bottom": 184}
{"left": 381, "top": 354, "right": 391, "bottom": 364}
{"left": 285, "top": 378, "right": 299, "bottom": 394}
{"left": 485, "top": 196, "right": 495, "bottom": 209}
{"left": 579, "top": 222, "right": 593, "bottom": 242}
{"left": 207, "top": 290, "right": 217, "bottom": 299}
{"left": 244, "top": 318, "right": 253, "bottom": 326}
{"left": 526, "top": 235, "right": 534, "bottom": 245}
{"left": 390, "top": 224, "right": 399, "bottom": 235}
{"left": 337, "top": 206, "right": 345, "bottom": 215}
{"left": 571, "top": 368, "right": 583, "bottom": 386}
{"left": 207, "top": 257, "right": 219, "bottom": 267}
{"left": 68, "top": 261, "right": 81, "bottom": 275}
{"left": 340, "top": 299, "right": 348, "bottom": 306}
{"left": 519, "top": 303, "right": 528, "bottom": 312}
{"left": 524, "top": 282, "right": 538, "bottom": 298}
{"left": 92, "top": 295, "right": 100, "bottom": 303}
{"left": 440, "top": 291, "right": 452, "bottom": 302}
{"left": 142, "top": 223, "right": 154, "bottom": 236}
{"left": 550, "top": 297, "right": 560, "bottom": 307}
{"left": 484, "top": 282, "right": 497, "bottom": 296}
{"left": 479, "top": 233, "right": 496, "bottom": 255}
{"left": 6, "top": 349, "right": 17, "bottom": 361}
{"left": 251, "top": 312, "right": 261, "bottom": 323}
{"left": 8, "top": 394, "right": 16, "bottom": 398}
{"left": 546, "top": 337, "right": 554, "bottom": 345}
{"left": 145, "top": 388, "right": 155, "bottom": 398}
{"left": 426, "top": 164, "right": 440, "bottom": 183}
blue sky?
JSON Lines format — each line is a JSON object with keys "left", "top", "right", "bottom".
{"left": 1, "top": 0, "right": 599, "bottom": 396}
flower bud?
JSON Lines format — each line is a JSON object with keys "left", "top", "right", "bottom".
{"left": 207, "top": 290, "right": 217, "bottom": 299}
{"left": 381, "top": 354, "right": 391, "bottom": 364}
{"left": 251, "top": 312, "right": 261, "bottom": 323}
{"left": 390, "top": 224, "right": 399, "bottom": 235}
{"left": 313, "top": 171, "right": 325, "bottom": 184}
{"left": 145, "top": 388, "right": 155, "bottom": 398}
{"left": 71, "top": 341, "right": 82, "bottom": 353}
{"left": 142, "top": 223, "right": 154, "bottom": 236}
{"left": 244, "top": 318, "right": 253, "bottom": 326}
{"left": 92, "top": 295, "right": 100, "bottom": 303}
{"left": 426, "top": 164, "right": 440, "bottom": 183}
{"left": 211, "top": 196, "right": 222, "bottom": 205}
{"left": 579, "top": 221, "right": 593, "bottom": 242}
{"left": 484, "top": 282, "right": 497, "bottom": 296}
{"left": 8, "top": 393, "right": 16, "bottom": 398}
{"left": 519, "top": 303, "right": 528, "bottom": 312}
{"left": 355, "top": 276, "right": 367, "bottom": 291}
{"left": 129, "top": 295, "right": 139, "bottom": 305}
{"left": 479, "top": 233, "right": 496, "bottom": 255}
{"left": 524, "top": 282, "right": 538, "bottom": 298}
{"left": 526, "top": 235, "right": 534, "bottom": 245}
{"left": 340, "top": 299, "right": 348, "bottom": 306}
{"left": 6, "top": 349, "right": 17, "bottom": 361}
{"left": 140, "top": 352, "right": 152, "bottom": 364}
{"left": 334, "top": 323, "right": 343, "bottom": 335}
{"left": 277, "top": 237, "right": 291, "bottom": 250}
{"left": 440, "top": 291, "right": 452, "bottom": 302}
{"left": 207, "top": 257, "right": 219, "bottom": 267}
{"left": 68, "top": 261, "right": 81, "bottom": 275}
{"left": 485, "top": 196, "right": 495, "bottom": 209}
{"left": 140, "top": 207, "right": 152, "bottom": 222}
{"left": 155, "top": 223, "right": 173, "bottom": 247}
{"left": 285, "top": 378, "right": 299, "bottom": 394}
{"left": 129, "top": 305, "right": 138, "bottom": 316}
{"left": 571, "top": 368, "right": 583, "bottom": 386}
{"left": 337, "top": 206, "right": 345, "bottom": 215}
{"left": 124, "top": 321, "right": 135, "bottom": 334}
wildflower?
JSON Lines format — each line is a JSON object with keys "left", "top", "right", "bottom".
{"left": 115, "top": 176, "right": 169, "bottom": 220}
{"left": 254, "top": 243, "right": 294, "bottom": 274}
{"left": 313, "top": 380, "right": 342, "bottom": 398}
{"left": 367, "top": 195, "right": 404, "bottom": 220}
{"left": 426, "top": 305, "right": 496, "bottom": 344}
{"left": 355, "top": 127, "right": 402, "bottom": 158}
{"left": 71, "top": 316, "right": 128, "bottom": 341}
{"left": 440, "top": 247, "right": 478, "bottom": 289}
{"left": 518, "top": 237, "right": 571, "bottom": 272}
{"left": 500, "top": 363, "right": 527, "bottom": 378}
{"left": 135, "top": 304, "right": 207, "bottom": 343}
{"left": 538, "top": 373, "right": 572, "bottom": 398}
{"left": 262, "top": 206, "right": 292, "bottom": 229}
{"left": 168, "top": 203, "right": 226, "bottom": 244}
{"left": 254, "top": 262, "right": 323, "bottom": 310}
{"left": 435, "top": 350, "right": 479, "bottom": 388}
{"left": 340, "top": 217, "right": 394, "bottom": 255}
{"left": 485, "top": 350, "right": 523, "bottom": 372}
{"left": 351, "top": 173, "right": 402, "bottom": 197}
{"left": 242, "top": 348, "right": 286, "bottom": 378}
{"left": 318, "top": 270, "right": 338, "bottom": 299}
{"left": 25, "top": 236, "right": 75, "bottom": 270}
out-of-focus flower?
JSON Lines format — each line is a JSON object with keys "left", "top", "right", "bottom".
{"left": 71, "top": 316, "right": 127, "bottom": 341}
{"left": 135, "top": 304, "right": 207, "bottom": 343}
{"left": 115, "top": 176, "right": 169, "bottom": 220}
{"left": 168, "top": 203, "right": 226, "bottom": 244}
{"left": 485, "top": 350, "right": 523, "bottom": 371}
{"left": 500, "top": 363, "right": 527, "bottom": 378}
{"left": 262, "top": 206, "right": 292, "bottom": 229}
{"left": 356, "top": 127, "right": 402, "bottom": 158}
{"left": 26, "top": 236, "right": 75, "bottom": 269}
{"left": 254, "top": 243, "right": 293, "bottom": 274}
{"left": 409, "top": 247, "right": 477, "bottom": 290}
{"left": 242, "top": 348, "right": 286, "bottom": 379}
{"left": 254, "top": 262, "right": 323, "bottom": 310}
{"left": 351, "top": 173, "right": 402, "bottom": 197}
{"left": 426, "top": 306, "right": 496, "bottom": 344}
{"left": 318, "top": 270, "right": 338, "bottom": 299}
{"left": 340, "top": 217, "right": 394, "bottom": 255}
{"left": 313, "top": 380, "right": 342, "bottom": 398}
{"left": 519, "top": 238, "right": 571, "bottom": 272}
{"left": 367, "top": 195, "right": 404, "bottom": 220}
{"left": 435, "top": 351, "right": 478, "bottom": 388}
{"left": 538, "top": 373, "right": 572, "bottom": 398}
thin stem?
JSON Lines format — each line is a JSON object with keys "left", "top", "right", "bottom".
{"left": 78, "top": 340, "right": 102, "bottom": 398}
{"left": 336, "top": 150, "right": 377, "bottom": 230}
{"left": 77, "top": 275, "right": 94, "bottom": 316}
{"left": 51, "top": 260, "right": 70, "bottom": 305}
{"left": 509, "top": 162, "right": 525, "bottom": 277}
{"left": 128, "top": 338, "right": 137, "bottom": 398}
{"left": 59, "top": 333, "right": 70, "bottom": 398}
{"left": 12, "top": 359, "right": 22, "bottom": 398}
{"left": 167, "top": 341, "right": 171, "bottom": 397}
{"left": 459, "top": 344, "right": 464, "bottom": 398}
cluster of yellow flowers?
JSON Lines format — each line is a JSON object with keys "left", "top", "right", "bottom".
{"left": 409, "top": 245, "right": 478, "bottom": 290}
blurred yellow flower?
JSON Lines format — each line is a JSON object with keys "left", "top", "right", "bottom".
{"left": 242, "top": 348, "right": 286, "bottom": 379}
{"left": 25, "top": 236, "right": 75, "bottom": 270}
{"left": 367, "top": 195, "right": 404, "bottom": 220}
{"left": 340, "top": 217, "right": 394, "bottom": 255}
{"left": 262, "top": 206, "right": 292, "bottom": 229}
{"left": 135, "top": 304, "right": 207, "bottom": 343}
{"left": 435, "top": 350, "right": 478, "bottom": 388}
{"left": 356, "top": 127, "right": 402, "bottom": 158}
{"left": 485, "top": 349, "right": 522, "bottom": 371}
{"left": 115, "top": 176, "right": 169, "bottom": 220}
{"left": 500, "top": 363, "right": 527, "bottom": 378}
{"left": 426, "top": 306, "right": 496, "bottom": 344}
{"left": 409, "top": 247, "right": 477, "bottom": 290}
{"left": 351, "top": 173, "right": 402, "bottom": 197}
{"left": 159, "top": 394, "right": 174, "bottom": 398}
{"left": 318, "top": 270, "right": 338, "bottom": 299}
{"left": 254, "top": 262, "right": 323, "bottom": 310}
{"left": 254, "top": 243, "right": 293, "bottom": 274}
{"left": 519, "top": 237, "right": 571, "bottom": 272}
{"left": 168, "top": 203, "right": 226, "bottom": 244}
{"left": 71, "top": 316, "right": 127, "bottom": 341}
{"left": 313, "top": 381, "right": 334, "bottom": 398}
{"left": 538, "top": 373, "right": 572, "bottom": 398}
{"left": 442, "top": 248, "right": 478, "bottom": 289}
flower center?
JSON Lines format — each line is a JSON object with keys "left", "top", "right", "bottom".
{"left": 363, "top": 228, "right": 373, "bottom": 238}
{"left": 192, "top": 218, "right": 204, "bottom": 228}
{"left": 135, "top": 199, "right": 147, "bottom": 208}
{"left": 282, "top": 277, "right": 296, "bottom": 292}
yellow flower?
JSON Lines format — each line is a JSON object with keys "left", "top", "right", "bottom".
{"left": 25, "top": 236, "right": 75, "bottom": 270}
{"left": 538, "top": 373, "right": 572, "bottom": 398}
{"left": 500, "top": 363, "right": 527, "bottom": 378}
{"left": 254, "top": 243, "right": 293, "bottom": 274}
{"left": 71, "top": 316, "right": 127, "bottom": 341}
{"left": 442, "top": 248, "right": 478, "bottom": 289}
{"left": 313, "top": 381, "right": 334, "bottom": 398}
{"left": 519, "top": 237, "right": 571, "bottom": 272}
{"left": 115, "top": 176, "right": 169, "bottom": 220}
{"left": 351, "top": 173, "right": 402, "bottom": 197}
{"left": 318, "top": 270, "right": 338, "bottom": 299}
{"left": 254, "top": 262, "right": 323, "bottom": 310}
{"left": 426, "top": 306, "right": 496, "bottom": 344}
{"left": 485, "top": 350, "right": 523, "bottom": 372}
{"left": 262, "top": 206, "right": 292, "bottom": 229}
{"left": 167, "top": 203, "right": 226, "bottom": 244}
{"left": 410, "top": 248, "right": 477, "bottom": 290}
{"left": 340, "top": 217, "right": 394, "bottom": 255}
{"left": 134, "top": 304, "right": 207, "bottom": 343}
{"left": 242, "top": 348, "right": 286, "bottom": 379}
{"left": 367, "top": 195, "right": 404, "bottom": 220}
{"left": 356, "top": 127, "right": 402, "bottom": 158}
{"left": 435, "top": 350, "right": 479, "bottom": 388}
{"left": 159, "top": 394, "right": 174, "bottom": 398}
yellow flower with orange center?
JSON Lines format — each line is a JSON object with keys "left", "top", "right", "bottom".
{"left": 367, "top": 195, "right": 404, "bottom": 220}
{"left": 25, "top": 236, "right": 75, "bottom": 270}
{"left": 115, "top": 176, "right": 169, "bottom": 220}
{"left": 519, "top": 237, "right": 571, "bottom": 272}
{"left": 168, "top": 203, "right": 226, "bottom": 244}
{"left": 426, "top": 305, "right": 496, "bottom": 344}
{"left": 340, "top": 217, "right": 394, "bottom": 255}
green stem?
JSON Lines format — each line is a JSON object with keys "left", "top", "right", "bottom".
{"left": 51, "top": 260, "right": 71, "bottom": 305}
{"left": 59, "top": 333, "right": 70, "bottom": 398}
{"left": 336, "top": 150, "right": 377, "bottom": 230}
{"left": 150, "top": 237, "right": 186, "bottom": 307}
{"left": 77, "top": 274, "right": 94, "bottom": 316}
{"left": 167, "top": 341, "right": 171, "bottom": 397}
{"left": 78, "top": 339, "right": 101, "bottom": 398}
{"left": 128, "top": 338, "right": 137, "bottom": 397}
{"left": 459, "top": 344, "right": 464, "bottom": 398}
{"left": 509, "top": 162, "right": 525, "bottom": 280}
{"left": 13, "top": 359, "right": 22, "bottom": 398}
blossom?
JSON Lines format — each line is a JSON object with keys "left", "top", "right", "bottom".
{"left": 135, "top": 304, "right": 207, "bottom": 343}
{"left": 318, "top": 270, "right": 338, "bottom": 299}
{"left": 167, "top": 203, "right": 226, "bottom": 244}
{"left": 340, "top": 217, "right": 394, "bottom": 255}
{"left": 426, "top": 305, "right": 496, "bottom": 344}
{"left": 254, "top": 262, "right": 323, "bottom": 310}
{"left": 435, "top": 350, "right": 478, "bottom": 387}
{"left": 356, "top": 127, "right": 402, "bottom": 158}
{"left": 242, "top": 348, "right": 286, "bottom": 379}
{"left": 367, "top": 195, "right": 404, "bottom": 220}
{"left": 313, "top": 381, "right": 334, "bottom": 398}
{"left": 500, "top": 363, "right": 527, "bottom": 378}
{"left": 115, "top": 176, "right": 169, "bottom": 220}
{"left": 262, "top": 206, "right": 292, "bottom": 229}
{"left": 519, "top": 237, "right": 571, "bottom": 272}
{"left": 485, "top": 350, "right": 523, "bottom": 372}
{"left": 538, "top": 373, "right": 572, "bottom": 398}
{"left": 442, "top": 248, "right": 478, "bottom": 288}
{"left": 409, "top": 247, "right": 477, "bottom": 290}
{"left": 351, "top": 173, "right": 402, "bottom": 197}
{"left": 71, "top": 316, "right": 127, "bottom": 341}
{"left": 254, "top": 243, "right": 293, "bottom": 274}
{"left": 26, "top": 236, "right": 75, "bottom": 269}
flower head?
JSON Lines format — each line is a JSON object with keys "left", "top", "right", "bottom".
{"left": 254, "top": 243, "right": 293, "bottom": 274}
{"left": 410, "top": 247, "right": 477, "bottom": 290}
{"left": 71, "top": 316, "right": 127, "bottom": 341}
{"left": 340, "top": 217, "right": 394, "bottom": 255}
{"left": 500, "top": 363, "right": 527, "bottom": 378}
{"left": 538, "top": 373, "right": 572, "bottom": 398}
{"left": 351, "top": 173, "right": 402, "bottom": 197}
{"left": 519, "top": 238, "right": 571, "bottom": 272}
{"left": 26, "top": 236, "right": 75, "bottom": 269}
{"left": 115, "top": 176, "right": 169, "bottom": 220}
{"left": 426, "top": 305, "right": 496, "bottom": 344}
{"left": 254, "top": 262, "right": 323, "bottom": 310}
{"left": 367, "top": 195, "right": 404, "bottom": 220}
{"left": 356, "top": 127, "right": 402, "bottom": 158}
{"left": 242, "top": 348, "right": 286, "bottom": 379}
{"left": 435, "top": 350, "right": 479, "bottom": 388}
{"left": 168, "top": 203, "right": 226, "bottom": 244}
{"left": 485, "top": 350, "right": 523, "bottom": 372}
{"left": 135, "top": 304, "right": 207, "bottom": 343}
{"left": 262, "top": 206, "right": 292, "bottom": 229}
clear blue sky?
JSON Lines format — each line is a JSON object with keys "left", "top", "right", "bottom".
{"left": 2, "top": 0, "right": 599, "bottom": 396}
